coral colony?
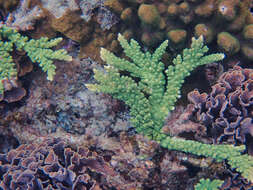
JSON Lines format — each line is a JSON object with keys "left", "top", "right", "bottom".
{"left": 87, "top": 34, "right": 225, "bottom": 140}
{"left": 87, "top": 34, "right": 253, "bottom": 186}
{"left": 188, "top": 66, "right": 253, "bottom": 146}
{"left": 0, "top": 25, "right": 72, "bottom": 94}
{"left": 1, "top": 1, "right": 253, "bottom": 189}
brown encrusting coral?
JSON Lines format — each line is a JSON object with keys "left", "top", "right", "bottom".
{"left": 0, "top": 0, "right": 19, "bottom": 16}
{"left": 166, "top": 0, "right": 253, "bottom": 61}
{"left": 111, "top": 0, "right": 253, "bottom": 61}
{"left": 0, "top": 77, "right": 26, "bottom": 103}
{"left": 188, "top": 65, "right": 253, "bottom": 152}
{"left": 3, "top": 0, "right": 253, "bottom": 64}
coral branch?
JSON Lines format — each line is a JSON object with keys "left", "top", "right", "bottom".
{"left": 86, "top": 34, "right": 253, "bottom": 183}
{"left": 160, "top": 136, "right": 253, "bottom": 182}
{"left": 0, "top": 25, "right": 72, "bottom": 94}
{"left": 87, "top": 34, "right": 224, "bottom": 139}
{"left": 194, "top": 178, "right": 224, "bottom": 190}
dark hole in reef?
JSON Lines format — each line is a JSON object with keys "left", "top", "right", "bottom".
{"left": 0, "top": 134, "right": 19, "bottom": 154}
{"left": 182, "top": 162, "right": 202, "bottom": 178}
{"left": 245, "top": 134, "right": 253, "bottom": 156}
{"left": 37, "top": 168, "right": 50, "bottom": 182}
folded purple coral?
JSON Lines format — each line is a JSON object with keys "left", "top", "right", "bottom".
{"left": 0, "top": 138, "right": 116, "bottom": 189}
{"left": 188, "top": 65, "right": 253, "bottom": 153}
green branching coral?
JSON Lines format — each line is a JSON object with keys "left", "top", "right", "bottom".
{"left": 87, "top": 34, "right": 253, "bottom": 183}
{"left": 194, "top": 178, "right": 224, "bottom": 190}
{"left": 0, "top": 25, "right": 72, "bottom": 94}
{"left": 87, "top": 34, "right": 224, "bottom": 140}
{"left": 0, "top": 39, "right": 16, "bottom": 93}
{"left": 160, "top": 136, "right": 253, "bottom": 182}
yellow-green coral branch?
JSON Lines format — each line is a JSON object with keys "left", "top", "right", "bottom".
{"left": 0, "top": 25, "right": 72, "bottom": 94}
{"left": 86, "top": 34, "right": 253, "bottom": 183}
{"left": 163, "top": 36, "right": 225, "bottom": 113}
{"left": 87, "top": 34, "right": 224, "bottom": 139}
{"left": 160, "top": 136, "right": 253, "bottom": 182}
{"left": 194, "top": 178, "right": 224, "bottom": 190}
{"left": 100, "top": 48, "right": 141, "bottom": 78}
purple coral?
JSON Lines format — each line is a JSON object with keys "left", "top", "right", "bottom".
{"left": 188, "top": 66, "right": 253, "bottom": 149}
{"left": 0, "top": 138, "right": 116, "bottom": 189}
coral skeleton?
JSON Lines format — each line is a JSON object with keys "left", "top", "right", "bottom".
{"left": 5, "top": 0, "right": 44, "bottom": 31}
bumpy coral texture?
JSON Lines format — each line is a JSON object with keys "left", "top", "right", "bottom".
{"left": 188, "top": 65, "right": 253, "bottom": 148}
{"left": 0, "top": 138, "right": 117, "bottom": 189}
{"left": 134, "top": 0, "right": 253, "bottom": 60}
